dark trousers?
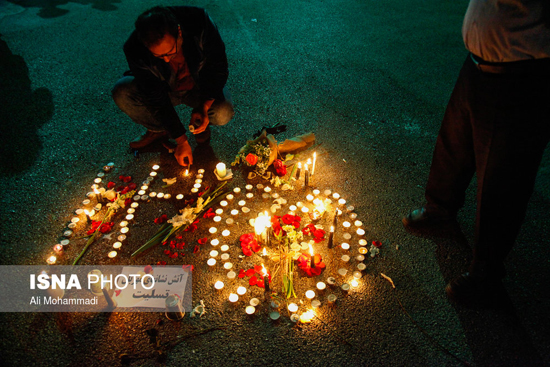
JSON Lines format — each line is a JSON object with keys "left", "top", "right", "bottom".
{"left": 425, "top": 54, "right": 550, "bottom": 278}
{"left": 112, "top": 76, "right": 234, "bottom": 134}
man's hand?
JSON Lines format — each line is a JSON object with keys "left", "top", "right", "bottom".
{"left": 190, "top": 100, "right": 214, "bottom": 134}
{"left": 175, "top": 135, "right": 193, "bottom": 167}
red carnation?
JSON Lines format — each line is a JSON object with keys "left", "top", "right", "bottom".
{"left": 245, "top": 153, "right": 258, "bottom": 166}
{"left": 107, "top": 181, "right": 115, "bottom": 189}
{"left": 273, "top": 159, "right": 287, "bottom": 176}
{"left": 193, "top": 245, "right": 200, "bottom": 254}
{"left": 203, "top": 208, "right": 215, "bottom": 219}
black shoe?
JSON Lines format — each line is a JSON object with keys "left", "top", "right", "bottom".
{"left": 129, "top": 130, "right": 168, "bottom": 149}
{"left": 402, "top": 206, "right": 456, "bottom": 228}
{"left": 446, "top": 272, "right": 503, "bottom": 306}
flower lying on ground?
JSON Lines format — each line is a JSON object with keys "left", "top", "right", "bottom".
{"left": 240, "top": 233, "right": 262, "bottom": 256}
{"left": 296, "top": 253, "right": 326, "bottom": 276}
{"left": 238, "top": 265, "right": 272, "bottom": 288}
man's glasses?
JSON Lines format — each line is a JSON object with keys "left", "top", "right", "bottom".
{"left": 152, "top": 34, "right": 178, "bottom": 59}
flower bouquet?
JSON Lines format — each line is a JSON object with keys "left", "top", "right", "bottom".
{"left": 131, "top": 182, "right": 228, "bottom": 257}
{"left": 232, "top": 130, "right": 315, "bottom": 176}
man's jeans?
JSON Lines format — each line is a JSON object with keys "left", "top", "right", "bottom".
{"left": 112, "top": 76, "right": 234, "bottom": 136}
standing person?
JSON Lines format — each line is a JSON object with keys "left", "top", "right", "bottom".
{"left": 403, "top": 0, "right": 550, "bottom": 304}
{"left": 112, "top": 6, "right": 234, "bottom": 167}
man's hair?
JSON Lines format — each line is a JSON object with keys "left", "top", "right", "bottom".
{"left": 135, "top": 6, "right": 179, "bottom": 48}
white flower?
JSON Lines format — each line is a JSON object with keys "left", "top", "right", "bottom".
{"left": 369, "top": 245, "right": 380, "bottom": 258}
{"left": 193, "top": 197, "right": 205, "bottom": 214}
{"left": 169, "top": 206, "right": 196, "bottom": 228}
{"left": 162, "top": 177, "right": 177, "bottom": 186}
{"left": 103, "top": 189, "right": 117, "bottom": 201}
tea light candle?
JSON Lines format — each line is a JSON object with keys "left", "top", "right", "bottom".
{"left": 341, "top": 283, "right": 350, "bottom": 292}
{"left": 311, "top": 300, "right": 321, "bottom": 308}
{"left": 193, "top": 184, "right": 201, "bottom": 189}
{"left": 46, "top": 255, "right": 57, "bottom": 264}
{"left": 198, "top": 169, "right": 205, "bottom": 174}
{"left": 82, "top": 199, "right": 91, "bottom": 205}
{"left": 138, "top": 190, "right": 146, "bottom": 195}
{"left": 112, "top": 241, "right": 122, "bottom": 249}
{"left": 242, "top": 207, "right": 250, "bottom": 213}
{"left": 349, "top": 213, "right": 358, "bottom": 220}
{"left": 60, "top": 239, "right": 70, "bottom": 246}
{"left": 214, "top": 281, "right": 224, "bottom": 290}
{"left": 233, "top": 187, "right": 241, "bottom": 194}
{"left": 237, "top": 286, "right": 247, "bottom": 295}
{"left": 215, "top": 162, "right": 227, "bottom": 177}
{"left": 68, "top": 223, "right": 76, "bottom": 229}
{"left": 338, "top": 268, "right": 348, "bottom": 276}
{"left": 141, "top": 195, "right": 149, "bottom": 201}
{"left": 271, "top": 193, "right": 279, "bottom": 199}
{"left": 250, "top": 298, "right": 260, "bottom": 307}
{"left": 324, "top": 189, "right": 332, "bottom": 196}
{"left": 223, "top": 262, "right": 233, "bottom": 269}
{"left": 131, "top": 202, "right": 139, "bottom": 208}
{"left": 262, "top": 193, "right": 270, "bottom": 199}
{"left": 230, "top": 209, "right": 238, "bottom": 216}
{"left": 121, "top": 227, "right": 129, "bottom": 234}
{"left": 120, "top": 221, "right": 128, "bottom": 227}
{"left": 246, "top": 193, "right": 254, "bottom": 199}
{"left": 301, "top": 206, "right": 309, "bottom": 214}
{"left": 211, "top": 239, "right": 219, "bottom": 246}
{"left": 53, "top": 244, "right": 63, "bottom": 253}
{"left": 195, "top": 179, "right": 202, "bottom": 184}
{"left": 191, "top": 188, "right": 199, "bottom": 193}
{"left": 341, "top": 255, "right": 351, "bottom": 262}
{"left": 220, "top": 245, "right": 229, "bottom": 252}
{"left": 357, "top": 228, "right": 366, "bottom": 236}
{"left": 353, "top": 271, "right": 363, "bottom": 279}
{"left": 226, "top": 218, "right": 234, "bottom": 225}
{"left": 264, "top": 187, "right": 272, "bottom": 193}
{"left": 118, "top": 235, "right": 127, "bottom": 242}
{"left": 357, "top": 263, "right": 367, "bottom": 271}
{"left": 256, "top": 184, "right": 264, "bottom": 190}
{"left": 238, "top": 200, "right": 246, "bottom": 206}
{"left": 296, "top": 202, "right": 304, "bottom": 208}
{"left": 305, "top": 290, "right": 315, "bottom": 299}
{"left": 214, "top": 216, "right": 222, "bottom": 223}
{"left": 228, "top": 293, "right": 238, "bottom": 303}
{"left": 245, "top": 184, "right": 253, "bottom": 191}
{"left": 71, "top": 217, "right": 80, "bottom": 224}
{"left": 221, "top": 253, "right": 230, "bottom": 260}
{"left": 150, "top": 192, "right": 157, "bottom": 197}
{"left": 63, "top": 230, "right": 73, "bottom": 237}
{"left": 343, "top": 221, "right": 351, "bottom": 228}
{"left": 338, "top": 198, "right": 346, "bottom": 206}
{"left": 176, "top": 194, "right": 184, "bottom": 200}
{"left": 164, "top": 194, "right": 171, "bottom": 199}
{"left": 222, "top": 230, "right": 230, "bottom": 237}
{"left": 150, "top": 171, "right": 157, "bottom": 177}
{"left": 226, "top": 194, "right": 234, "bottom": 201}
{"left": 332, "top": 193, "right": 340, "bottom": 200}
{"left": 316, "top": 282, "right": 326, "bottom": 291}
{"left": 210, "top": 250, "right": 219, "bottom": 257}
{"left": 125, "top": 214, "right": 134, "bottom": 221}
{"left": 351, "top": 279, "right": 359, "bottom": 288}
{"left": 207, "top": 258, "right": 217, "bottom": 266}
{"left": 289, "top": 205, "right": 297, "bottom": 212}
{"left": 246, "top": 306, "right": 256, "bottom": 315}
{"left": 343, "top": 233, "right": 352, "bottom": 240}
{"left": 227, "top": 271, "right": 236, "bottom": 279}
{"left": 341, "top": 243, "right": 350, "bottom": 250}
{"left": 209, "top": 227, "right": 217, "bottom": 234}
{"left": 75, "top": 209, "right": 84, "bottom": 215}
{"left": 356, "top": 255, "right": 365, "bottom": 262}
{"left": 313, "top": 189, "right": 320, "bottom": 196}
{"left": 220, "top": 200, "right": 228, "bottom": 207}
{"left": 108, "top": 251, "right": 117, "bottom": 259}
{"left": 127, "top": 208, "right": 135, "bottom": 214}
{"left": 94, "top": 178, "right": 102, "bottom": 184}
{"left": 306, "top": 194, "right": 314, "bottom": 201}
{"left": 326, "top": 277, "right": 336, "bottom": 286}
{"left": 288, "top": 303, "right": 299, "bottom": 313}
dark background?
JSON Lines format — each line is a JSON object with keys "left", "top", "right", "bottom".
{"left": 0, "top": 0, "right": 549, "bottom": 366}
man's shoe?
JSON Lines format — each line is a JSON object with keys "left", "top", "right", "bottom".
{"left": 194, "top": 126, "right": 211, "bottom": 144}
{"left": 445, "top": 272, "right": 503, "bottom": 306}
{"left": 129, "top": 130, "right": 168, "bottom": 149}
{"left": 402, "top": 206, "right": 456, "bottom": 228}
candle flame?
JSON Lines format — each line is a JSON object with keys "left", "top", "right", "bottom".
{"left": 309, "top": 243, "right": 314, "bottom": 257}
{"left": 312, "top": 152, "right": 317, "bottom": 175}
{"left": 300, "top": 310, "right": 314, "bottom": 323}
{"left": 298, "top": 162, "right": 302, "bottom": 169}
{"left": 262, "top": 248, "right": 267, "bottom": 256}
{"left": 184, "top": 169, "right": 189, "bottom": 176}
{"left": 261, "top": 263, "right": 268, "bottom": 277}
{"left": 307, "top": 158, "right": 312, "bottom": 165}
{"left": 304, "top": 163, "right": 309, "bottom": 171}
{"left": 330, "top": 225, "right": 335, "bottom": 233}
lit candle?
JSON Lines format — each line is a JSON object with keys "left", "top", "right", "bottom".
{"left": 209, "top": 227, "right": 217, "bottom": 234}
{"left": 210, "top": 250, "right": 219, "bottom": 257}
{"left": 309, "top": 244, "right": 315, "bottom": 269}
{"left": 341, "top": 255, "right": 350, "bottom": 262}
{"left": 113, "top": 242, "right": 122, "bottom": 249}
{"left": 220, "top": 245, "right": 229, "bottom": 252}
{"left": 246, "top": 193, "right": 254, "bottom": 199}
{"left": 223, "top": 262, "right": 233, "bottom": 270}
{"left": 220, "top": 200, "right": 228, "bottom": 207}
{"left": 234, "top": 187, "right": 241, "bottom": 194}
{"left": 353, "top": 271, "right": 363, "bottom": 279}
{"left": 304, "top": 164, "right": 309, "bottom": 186}
{"left": 176, "top": 194, "right": 184, "bottom": 200}
{"left": 327, "top": 294, "right": 337, "bottom": 305}
{"left": 341, "top": 242, "right": 350, "bottom": 250}
{"left": 226, "top": 194, "right": 234, "bottom": 201}
{"left": 245, "top": 184, "right": 253, "bottom": 191}
{"left": 108, "top": 251, "right": 117, "bottom": 259}
{"left": 214, "top": 216, "right": 222, "bottom": 222}
{"left": 198, "top": 169, "right": 205, "bottom": 174}
{"left": 222, "top": 229, "right": 230, "bottom": 237}
{"left": 231, "top": 209, "right": 239, "bottom": 216}
{"left": 152, "top": 164, "right": 160, "bottom": 170}
{"left": 305, "top": 290, "right": 315, "bottom": 300}
{"left": 227, "top": 271, "right": 236, "bottom": 279}
{"left": 296, "top": 162, "right": 302, "bottom": 180}
{"left": 327, "top": 225, "right": 335, "bottom": 249}
{"left": 311, "top": 152, "right": 317, "bottom": 176}
{"left": 53, "top": 244, "right": 63, "bottom": 253}
{"left": 261, "top": 263, "right": 270, "bottom": 297}
{"left": 357, "top": 228, "right": 365, "bottom": 236}
{"left": 341, "top": 283, "right": 350, "bottom": 292}
{"left": 207, "top": 258, "right": 217, "bottom": 266}
{"left": 316, "top": 282, "right": 326, "bottom": 291}
{"left": 228, "top": 293, "right": 239, "bottom": 303}
{"left": 357, "top": 263, "right": 367, "bottom": 271}
{"left": 306, "top": 194, "right": 314, "bottom": 201}
{"left": 216, "top": 162, "right": 226, "bottom": 178}
{"left": 351, "top": 279, "right": 359, "bottom": 287}
{"left": 150, "top": 192, "right": 157, "bottom": 198}
{"left": 300, "top": 310, "right": 314, "bottom": 323}
{"left": 237, "top": 286, "right": 247, "bottom": 295}
{"left": 184, "top": 169, "right": 189, "bottom": 176}
{"left": 150, "top": 171, "right": 157, "bottom": 177}
{"left": 214, "top": 281, "right": 224, "bottom": 290}
{"left": 288, "top": 303, "right": 298, "bottom": 313}
{"left": 246, "top": 306, "right": 256, "bottom": 315}
{"left": 211, "top": 239, "right": 219, "bottom": 246}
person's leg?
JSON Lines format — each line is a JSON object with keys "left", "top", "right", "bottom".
{"left": 470, "top": 70, "right": 550, "bottom": 279}
{"left": 424, "top": 56, "right": 477, "bottom": 216}
{"left": 112, "top": 76, "right": 167, "bottom": 132}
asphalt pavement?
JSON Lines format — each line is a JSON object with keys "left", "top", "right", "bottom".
{"left": 1, "top": 0, "right": 549, "bottom": 366}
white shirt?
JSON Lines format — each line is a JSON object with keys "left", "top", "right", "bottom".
{"left": 463, "top": 0, "right": 550, "bottom": 62}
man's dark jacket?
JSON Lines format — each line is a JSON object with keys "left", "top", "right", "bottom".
{"left": 123, "top": 6, "right": 228, "bottom": 139}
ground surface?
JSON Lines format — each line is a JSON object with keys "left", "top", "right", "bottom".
{"left": 1, "top": 0, "right": 549, "bottom": 366}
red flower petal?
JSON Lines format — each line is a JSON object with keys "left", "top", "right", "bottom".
{"left": 246, "top": 268, "right": 256, "bottom": 277}
{"left": 238, "top": 269, "right": 246, "bottom": 278}
{"left": 169, "top": 252, "right": 178, "bottom": 258}
{"left": 193, "top": 245, "right": 200, "bottom": 254}
{"left": 157, "top": 261, "right": 167, "bottom": 266}
{"left": 107, "top": 181, "right": 115, "bottom": 189}
{"left": 198, "top": 237, "right": 208, "bottom": 245}
{"left": 164, "top": 249, "right": 171, "bottom": 255}
{"left": 249, "top": 276, "right": 258, "bottom": 286}
{"left": 253, "top": 265, "right": 263, "bottom": 274}
{"left": 170, "top": 244, "right": 175, "bottom": 249}
{"left": 177, "top": 243, "right": 185, "bottom": 250}
{"left": 373, "top": 240, "right": 382, "bottom": 248}
{"left": 128, "top": 182, "right": 137, "bottom": 190}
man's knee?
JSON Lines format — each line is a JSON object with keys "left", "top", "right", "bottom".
{"left": 111, "top": 76, "right": 135, "bottom": 108}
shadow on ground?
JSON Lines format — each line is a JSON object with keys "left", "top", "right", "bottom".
{"left": 0, "top": 35, "right": 54, "bottom": 177}
{"left": 6, "top": 0, "right": 121, "bottom": 18}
